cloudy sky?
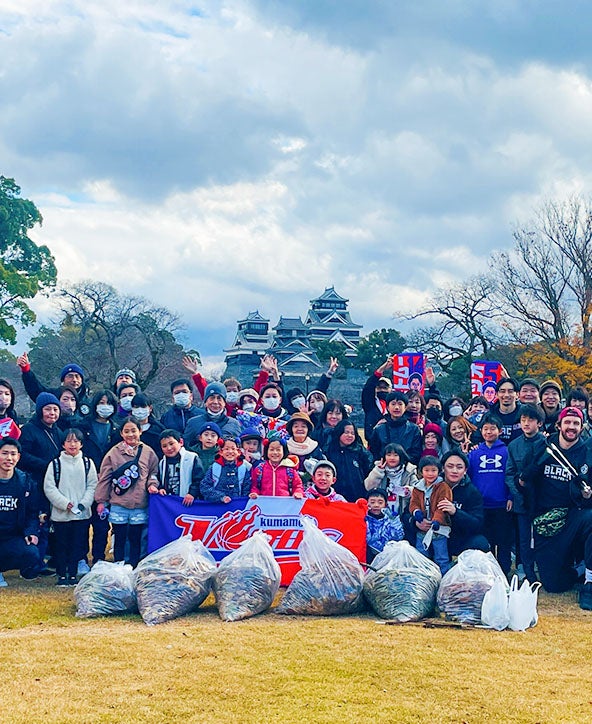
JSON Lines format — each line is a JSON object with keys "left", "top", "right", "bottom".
{"left": 3, "top": 0, "right": 592, "bottom": 366}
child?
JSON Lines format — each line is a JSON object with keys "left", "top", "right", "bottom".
{"left": 200, "top": 437, "right": 252, "bottom": 503}
{"left": 149, "top": 429, "right": 204, "bottom": 505}
{"left": 364, "top": 443, "right": 415, "bottom": 516}
{"left": 365, "top": 488, "right": 404, "bottom": 563}
{"left": 249, "top": 435, "right": 304, "bottom": 498}
{"left": 187, "top": 421, "right": 222, "bottom": 473}
{"left": 506, "top": 404, "right": 544, "bottom": 582}
{"left": 43, "top": 428, "right": 98, "bottom": 586}
{"left": 303, "top": 460, "right": 346, "bottom": 501}
{"left": 240, "top": 427, "right": 264, "bottom": 464}
{"left": 467, "top": 413, "right": 512, "bottom": 576}
{"left": 409, "top": 455, "right": 453, "bottom": 574}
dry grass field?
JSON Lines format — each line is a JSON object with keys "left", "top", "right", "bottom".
{"left": 0, "top": 573, "right": 591, "bottom": 724}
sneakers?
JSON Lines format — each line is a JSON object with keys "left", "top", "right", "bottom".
{"left": 56, "top": 577, "right": 69, "bottom": 587}
{"left": 68, "top": 576, "right": 78, "bottom": 586}
{"left": 579, "top": 582, "right": 592, "bottom": 610}
{"left": 0, "top": 573, "right": 7, "bottom": 587}
{"left": 77, "top": 560, "right": 90, "bottom": 576}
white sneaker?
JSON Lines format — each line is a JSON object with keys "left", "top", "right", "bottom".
{"left": 77, "top": 560, "right": 91, "bottom": 576}
{"left": 0, "top": 573, "right": 7, "bottom": 587}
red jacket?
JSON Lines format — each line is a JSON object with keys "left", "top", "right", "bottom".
{"left": 250, "top": 460, "right": 304, "bottom": 497}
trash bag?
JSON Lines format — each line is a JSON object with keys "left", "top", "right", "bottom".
{"left": 507, "top": 575, "right": 542, "bottom": 631}
{"left": 74, "top": 561, "right": 136, "bottom": 618}
{"left": 214, "top": 531, "right": 281, "bottom": 621}
{"left": 437, "top": 550, "right": 508, "bottom": 625}
{"left": 363, "top": 540, "right": 442, "bottom": 621}
{"left": 480, "top": 576, "right": 510, "bottom": 630}
{"left": 134, "top": 537, "right": 216, "bottom": 625}
{"left": 276, "top": 516, "right": 364, "bottom": 616}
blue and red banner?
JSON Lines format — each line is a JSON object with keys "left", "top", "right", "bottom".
{"left": 147, "top": 495, "right": 367, "bottom": 585}
{"left": 392, "top": 352, "right": 425, "bottom": 393}
{"left": 470, "top": 360, "right": 502, "bottom": 402}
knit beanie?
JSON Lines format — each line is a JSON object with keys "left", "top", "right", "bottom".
{"left": 36, "top": 392, "right": 61, "bottom": 416}
{"left": 60, "top": 364, "right": 84, "bottom": 381}
{"left": 204, "top": 382, "right": 227, "bottom": 401}
{"left": 114, "top": 368, "right": 136, "bottom": 384}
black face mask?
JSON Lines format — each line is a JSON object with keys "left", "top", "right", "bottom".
{"left": 426, "top": 407, "right": 442, "bottom": 422}
{"left": 376, "top": 391, "right": 389, "bottom": 401}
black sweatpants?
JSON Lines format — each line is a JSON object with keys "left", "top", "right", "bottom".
{"left": 53, "top": 520, "right": 88, "bottom": 578}
{"left": 0, "top": 536, "right": 41, "bottom": 576}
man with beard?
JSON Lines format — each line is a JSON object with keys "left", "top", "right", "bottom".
{"left": 522, "top": 407, "right": 592, "bottom": 610}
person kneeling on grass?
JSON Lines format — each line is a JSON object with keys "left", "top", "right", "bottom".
{"left": 200, "top": 437, "right": 252, "bottom": 503}
{"left": 148, "top": 429, "right": 204, "bottom": 505}
{"left": 409, "top": 455, "right": 453, "bottom": 575}
{"left": 43, "top": 428, "right": 98, "bottom": 586}
{"left": 365, "top": 488, "right": 404, "bottom": 563}
{"left": 0, "top": 437, "right": 41, "bottom": 586}
{"left": 303, "top": 460, "right": 346, "bottom": 502}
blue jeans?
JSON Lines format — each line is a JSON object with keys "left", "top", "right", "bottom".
{"left": 416, "top": 531, "right": 451, "bottom": 575}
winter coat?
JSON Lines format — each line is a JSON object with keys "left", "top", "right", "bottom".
{"left": 160, "top": 404, "right": 203, "bottom": 434}
{"left": 157, "top": 448, "right": 203, "bottom": 498}
{"left": 324, "top": 442, "right": 372, "bottom": 502}
{"left": 409, "top": 479, "right": 453, "bottom": 526}
{"left": 184, "top": 412, "right": 241, "bottom": 447}
{"left": 249, "top": 460, "right": 304, "bottom": 497}
{"left": 78, "top": 418, "right": 121, "bottom": 470}
{"left": 95, "top": 443, "right": 159, "bottom": 510}
{"left": 0, "top": 469, "right": 39, "bottom": 539}
{"left": 505, "top": 432, "right": 546, "bottom": 514}
{"left": 200, "top": 459, "right": 251, "bottom": 502}
{"left": 18, "top": 418, "right": 65, "bottom": 501}
{"left": 369, "top": 417, "right": 422, "bottom": 464}
{"left": 43, "top": 451, "right": 98, "bottom": 522}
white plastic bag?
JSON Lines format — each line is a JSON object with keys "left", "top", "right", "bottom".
{"left": 214, "top": 531, "right": 281, "bottom": 621}
{"left": 364, "top": 540, "right": 442, "bottom": 621}
{"left": 74, "top": 561, "right": 136, "bottom": 618}
{"left": 480, "top": 576, "right": 510, "bottom": 630}
{"left": 507, "top": 575, "right": 541, "bottom": 631}
{"left": 437, "top": 550, "right": 509, "bottom": 624}
{"left": 134, "top": 537, "right": 216, "bottom": 625}
{"left": 276, "top": 516, "right": 364, "bottom": 616}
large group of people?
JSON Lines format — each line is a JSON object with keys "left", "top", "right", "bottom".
{"left": 0, "top": 350, "right": 591, "bottom": 612}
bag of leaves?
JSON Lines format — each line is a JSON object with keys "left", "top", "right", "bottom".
{"left": 214, "top": 530, "right": 281, "bottom": 621}
{"left": 134, "top": 536, "right": 216, "bottom": 625}
{"left": 276, "top": 516, "right": 364, "bottom": 616}
{"left": 75, "top": 561, "right": 136, "bottom": 618}
{"left": 363, "top": 540, "right": 442, "bottom": 621}
{"left": 437, "top": 550, "right": 509, "bottom": 625}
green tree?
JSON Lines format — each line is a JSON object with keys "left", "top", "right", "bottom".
{"left": 353, "top": 328, "right": 407, "bottom": 374}
{"left": 0, "top": 176, "right": 57, "bottom": 343}
{"left": 310, "top": 339, "right": 351, "bottom": 372}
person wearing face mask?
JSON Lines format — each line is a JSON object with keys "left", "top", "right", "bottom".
{"left": 258, "top": 383, "right": 289, "bottom": 421}
{"left": 78, "top": 389, "right": 121, "bottom": 565}
{"left": 237, "top": 388, "right": 259, "bottom": 414}
{"left": 362, "top": 356, "right": 394, "bottom": 442}
{"left": 114, "top": 383, "right": 141, "bottom": 426}
{"left": 184, "top": 382, "right": 241, "bottom": 445}
{"left": 56, "top": 386, "right": 83, "bottom": 431}
{"left": 285, "top": 358, "right": 339, "bottom": 416}
{"left": 222, "top": 377, "right": 242, "bottom": 416}
{"left": 424, "top": 394, "right": 447, "bottom": 435}
{"left": 129, "top": 393, "right": 165, "bottom": 459}
{"left": 444, "top": 397, "right": 466, "bottom": 422}
{"left": 16, "top": 353, "right": 92, "bottom": 417}
{"left": 160, "top": 379, "right": 202, "bottom": 434}
{"left": 0, "top": 379, "right": 21, "bottom": 439}
{"left": 306, "top": 390, "right": 328, "bottom": 428}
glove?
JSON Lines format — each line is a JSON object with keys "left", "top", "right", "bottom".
{"left": 413, "top": 510, "right": 424, "bottom": 523}
{"left": 431, "top": 520, "right": 440, "bottom": 531}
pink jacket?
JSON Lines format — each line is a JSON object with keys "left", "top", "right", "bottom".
{"left": 250, "top": 461, "right": 304, "bottom": 497}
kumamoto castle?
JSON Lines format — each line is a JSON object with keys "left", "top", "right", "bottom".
{"left": 223, "top": 287, "right": 367, "bottom": 415}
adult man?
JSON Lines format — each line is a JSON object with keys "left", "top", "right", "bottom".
{"left": 361, "top": 356, "right": 393, "bottom": 442}
{"left": 436, "top": 451, "right": 489, "bottom": 556}
{"left": 183, "top": 382, "right": 241, "bottom": 446}
{"left": 368, "top": 391, "right": 422, "bottom": 464}
{"left": 539, "top": 379, "right": 563, "bottom": 434}
{"left": 17, "top": 353, "right": 93, "bottom": 416}
{"left": 518, "top": 378, "right": 540, "bottom": 406}
{"left": 160, "top": 378, "right": 202, "bottom": 434}
{"left": 0, "top": 438, "right": 41, "bottom": 584}
{"left": 491, "top": 377, "right": 522, "bottom": 445}
{"left": 523, "top": 407, "right": 592, "bottom": 609}
{"left": 113, "top": 368, "right": 136, "bottom": 393}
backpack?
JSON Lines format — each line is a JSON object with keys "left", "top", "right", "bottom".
{"left": 254, "top": 463, "right": 295, "bottom": 495}
{"left": 52, "top": 455, "right": 91, "bottom": 488}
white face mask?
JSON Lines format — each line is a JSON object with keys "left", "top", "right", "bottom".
{"left": 242, "top": 402, "right": 256, "bottom": 413}
{"left": 262, "top": 396, "right": 280, "bottom": 411}
{"left": 449, "top": 404, "right": 463, "bottom": 417}
{"left": 226, "top": 391, "right": 239, "bottom": 404}
{"left": 132, "top": 407, "right": 150, "bottom": 421}
{"left": 173, "top": 392, "right": 191, "bottom": 408}
{"left": 311, "top": 401, "right": 325, "bottom": 413}
{"left": 291, "top": 396, "right": 306, "bottom": 409}
{"left": 96, "top": 404, "right": 114, "bottom": 419}
{"left": 120, "top": 396, "right": 133, "bottom": 412}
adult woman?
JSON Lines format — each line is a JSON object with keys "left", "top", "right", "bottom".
{"left": 306, "top": 390, "right": 328, "bottom": 428}
{"left": 443, "top": 396, "right": 466, "bottom": 422}
{"left": 324, "top": 419, "right": 372, "bottom": 502}
{"left": 314, "top": 399, "right": 349, "bottom": 451}
{"left": 258, "top": 383, "right": 289, "bottom": 422}
{"left": 444, "top": 415, "right": 477, "bottom": 455}
{"left": 56, "top": 386, "right": 83, "bottom": 431}
{"left": 0, "top": 378, "right": 20, "bottom": 438}
{"left": 406, "top": 391, "right": 426, "bottom": 431}
{"left": 130, "top": 393, "right": 165, "bottom": 458}
{"left": 285, "top": 412, "right": 325, "bottom": 483}
{"left": 435, "top": 451, "right": 489, "bottom": 556}
{"left": 79, "top": 389, "right": 121, "bottom": 565}
{"left": 95, "top": 418, "right": 158, "bottom": 568}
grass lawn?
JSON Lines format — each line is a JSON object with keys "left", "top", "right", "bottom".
{"left": 0, "top": 573, "right": 591, "bottom": 724}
